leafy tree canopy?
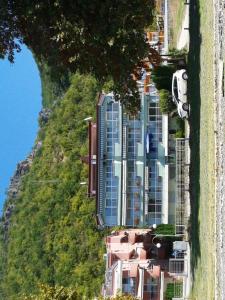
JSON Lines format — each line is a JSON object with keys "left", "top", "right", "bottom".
{"left": 0, "top": 0, "right": 155, "bottom": 109}
{"left": 24, "top": 285, "right": 139, "bottom": 300}
{"left": 23, "top": 285, "right": 78, "bottom": 300}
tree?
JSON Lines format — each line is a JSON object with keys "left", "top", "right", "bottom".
{"left": 25, "top": 287, "right": 139, "bottom": 300}
{"left": 99, "top": 295, "right": 138, "bottom": 300}
{"left": 23, "top": 284, "right": 78, "bottom": 300}
{"left": 0, "top": 0, "right": 21, "bottom": 62}
{"left": 0, "top": 1, "right": 156, "bottom": 108}
{"left": 159, "top": 89, "right": 175, "bottom": 114}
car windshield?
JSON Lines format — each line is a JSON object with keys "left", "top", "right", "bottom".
{"left": 173, "top": 77, "right": 179, "bottom": 100}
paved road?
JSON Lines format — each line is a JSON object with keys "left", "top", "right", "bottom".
{"left": 214, "top": 1, "right": 225, "bottom": 299}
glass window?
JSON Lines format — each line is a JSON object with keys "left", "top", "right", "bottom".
{"left": 106, "top": 166, "right": 112, "bottom": 172}
{"left": 112, "top": 103, "right": 119, "bottom": 111}
{"left": 144, "top": 277, "right": 158, "bottom": 293}
{"left": 105, "top": 208, "right": 111, "bottom": 217}
{"left": 112, "top": 208, "right": 117, "bottom": 216}
{"left": 105, "top": 207, "right": 117, "bottom": 217}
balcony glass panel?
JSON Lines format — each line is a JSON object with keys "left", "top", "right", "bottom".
{"left": 103, "top": 101, "right": 120, "bottom": 225}
{"left": 146, "top": 100, "right": 163, "bottom": 225}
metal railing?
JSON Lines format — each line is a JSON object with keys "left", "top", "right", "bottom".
{"left": 169, "top": 258, "right": 188, "bottom": 276}
{"left": 175, "top": 139, "right": 188, "bottom": 235}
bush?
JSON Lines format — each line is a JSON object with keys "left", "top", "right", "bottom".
{"left": 175, "top": 130, "right": 184, "bottom": 138}
{"left": 159, "top": 89, "right": 176, "bottom": 114}
{"left": 165, "top": 283, "right": 183, "bottom": 300}
{"left": 154, "top": 224, "right": 175, "bottom": 235}
{"left": 151, "top": 65, "right": 175, "bottom": 91}
{"left": 175, "top": 116, "right": 185, "bottom": 138}
{"left": 23, "top": 285, "right": 78, "bottom": 300}
{"left": 168, "top": 47, "right": 188, "bottom": 58}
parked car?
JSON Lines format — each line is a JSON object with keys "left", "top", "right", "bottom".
{"left": 172, "top": 69, "right": 189, "bottom": 118}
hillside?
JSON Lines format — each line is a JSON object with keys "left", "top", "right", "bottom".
{"left": 0, "top": 73, "right": 106, "bottom": 299}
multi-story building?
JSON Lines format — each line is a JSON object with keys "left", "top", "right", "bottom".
{"left": 95, "top": 81, "right": 169, "bottom": 227}
{"left": 86, "top": 68, "right": 178, "bottom": 228}
{"left": 102, "top": 229, "right": 187, "bottom": 300}
{"left": 85, "top": 0, "right": 181, "bottom": 228}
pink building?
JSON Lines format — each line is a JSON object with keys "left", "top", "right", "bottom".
{"left": 103, "top": 229, "right": 186, "bottom": 300}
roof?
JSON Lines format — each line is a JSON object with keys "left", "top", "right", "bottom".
{"left": 88, "top": 122, "right": 97, "bottom": 197}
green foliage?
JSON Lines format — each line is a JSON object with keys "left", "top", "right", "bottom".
{"left": 102, "top": 79, "right": 114, "bottom": 94}
{"left": 151, "top": 65, "right": 175, "bottom": 91}
{"left": 168, "top": 47, "right": 188, "bottom": 58}
{"left": 25, "top": 288, "right": 142, "bottom": 300}
{"left": 145, "top": 14, "right": 158, "bottom": 32}
{"left": 0, "top": 0, "right": 155, "bottom": 110}
{"left": 159, "top": 89, "right": 175, "bottom": 114}
{"left": 154, "top": 224, "right": 175, "bottom": 235}
{"left": 0, "top": 74, "right": 106, "bottom": 299}
{"left": 0, "top": 0, "right": 21, "bottom": 62}
{"left": 165, "top": 283, "right": 183, "bottom": 300}
{"left": 110, "top": 226, "right": 127, "bottom": 232}
{"left": 165, "top": 283, "right": 175, "bottom": 300}
{"left": 175, "top": 130, "right": 185, "bottom": 138}
{"left": 23, "top": 284, "right": 78, "bottom": 300}
{"left": 99, "top": 295, "right": 139, "bottom": 300}
{"left": 175, "top": 116, "right": 185, "bottom": 138}
{"left": 36, "top": 59, "right": 71, "bottom": 108}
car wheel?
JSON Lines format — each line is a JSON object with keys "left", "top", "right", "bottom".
{"left": 182, "top": 72, "right": 188, "bottom": 80}
{"left": 182, "top": 103, "right": 189, "bottom": 111}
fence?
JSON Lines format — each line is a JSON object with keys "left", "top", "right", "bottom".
{"left": 175, "top": 138, "right": 189, "bottom": 235}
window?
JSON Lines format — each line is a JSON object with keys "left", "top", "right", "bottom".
{"left": 144, "top": 277, "right": 158, "bottom": 294}
{"left": 122, "top": 277, "right": 136, "bottom": 294}
{"left": 106, "top": 198, "right": 117, "bottom": 207}
{"left": 105, "top": 207, "right": 117, "bottom": 217}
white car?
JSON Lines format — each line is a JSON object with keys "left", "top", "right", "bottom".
{"left": 172, "top": 69, "right": 189, "bottom": 118}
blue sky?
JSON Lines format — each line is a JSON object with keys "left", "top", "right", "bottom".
{"left": 0, "top": 45, "right": 41, "bottom": 211}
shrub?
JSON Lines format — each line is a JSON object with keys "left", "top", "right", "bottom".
{"left": 23, "top": 284, "right": 78, "bottom": 300}
{"left": 175, "top": 116, "right": 185, "bottom": 138}
{"left": 175, "top": 130, "right": 185, "bottom": 138}
{"left": 151, "top": 65, "right": 175, "bottom": 91}
{"left": 168, "top": 47, "right": 188, "bottom": 58}
{"left": 159, "top": 89, "right": 176, "bottom": 114}
{"left": 154, "top": 224, "right": 175, "bottom": 235}
{"left": 165, "top": 282, "right": 183, "bottom": 300}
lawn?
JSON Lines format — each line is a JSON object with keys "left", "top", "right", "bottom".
{"left": 188, "top": 0, "right": 216, "bottom": 299}
{"left": 169, "top": 0, "right": 216, "bottom": 298}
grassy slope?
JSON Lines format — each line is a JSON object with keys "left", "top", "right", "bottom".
{"left": 188, "top": 0, "right": 215, "bottom": 299}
